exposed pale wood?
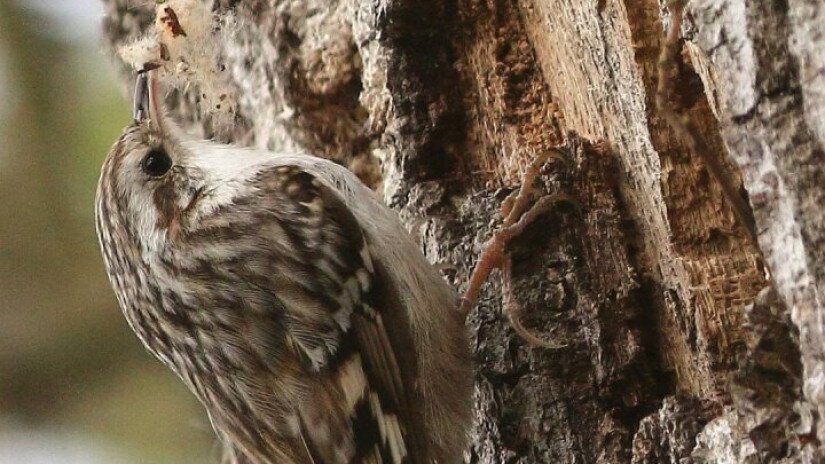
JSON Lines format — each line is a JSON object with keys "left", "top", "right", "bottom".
{"left": 684, "top": 0, "right": 825, "bottom": 459}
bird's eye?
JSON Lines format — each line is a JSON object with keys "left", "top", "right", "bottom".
{"left": 141, "top": 149, "right": 173, "bottom": 177}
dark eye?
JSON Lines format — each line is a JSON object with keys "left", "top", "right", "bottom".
{"left": 141, "top": 148, "right": 173, "bottom": 177}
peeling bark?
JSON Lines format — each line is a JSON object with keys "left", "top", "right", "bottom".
{"left": 100, "top": 0, "right": 825, "bottom": 461}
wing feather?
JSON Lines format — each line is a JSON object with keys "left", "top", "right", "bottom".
{"left": 259, "top": 165, "right": 419, "bottom": 464}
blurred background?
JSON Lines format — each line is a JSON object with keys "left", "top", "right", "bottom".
{"left": 0, "top": 0, "right": 214, "bottom": 462}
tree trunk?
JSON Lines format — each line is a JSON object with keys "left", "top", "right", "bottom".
{"left": 100, "top": 0, "right": 825, "bottom": 461}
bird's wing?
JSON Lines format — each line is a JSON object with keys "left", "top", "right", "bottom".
{"left": 252, "top": 165, "right": 420, "bottom": 464}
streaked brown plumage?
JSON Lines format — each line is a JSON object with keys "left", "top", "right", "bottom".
{"left": 95, "top": 73, "right": 472, "bottom": 463}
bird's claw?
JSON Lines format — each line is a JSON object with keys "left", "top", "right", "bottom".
{"left": 460, "top": 148, "right": 579, "bottom": 349}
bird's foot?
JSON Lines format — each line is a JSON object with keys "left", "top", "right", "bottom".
{"left": 460, "top": 148, "right": 577, "bottom": 349}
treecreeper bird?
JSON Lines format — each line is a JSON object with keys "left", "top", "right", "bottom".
{"left": 95, "top": 70, "right": 473, "bottom": 464}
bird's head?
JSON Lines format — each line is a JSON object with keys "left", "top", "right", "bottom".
{"left": 96, "top": 72, "right": 208, "bottom": 253}
{"left": 95, "top": 71, "right": 274, "bottom": 258}
{"left": 93, "top": 70, "right": 278, "bottom": 362}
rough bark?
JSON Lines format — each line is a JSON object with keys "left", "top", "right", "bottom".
{"left": 100, "top": 0, "right": 825, "bottom": 461}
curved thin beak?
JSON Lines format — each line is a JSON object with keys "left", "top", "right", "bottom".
{"left": 133, "top": 65, "right": 169, "bottom": 138}
{"left": 133, "top": 71, "right": 150, "bottom": 122}
{"left": 146, "top": 68, "right": 168, "bottom": 137}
